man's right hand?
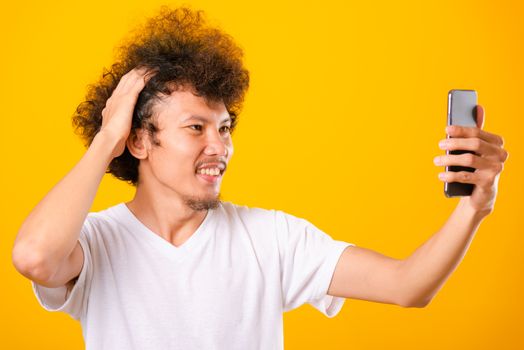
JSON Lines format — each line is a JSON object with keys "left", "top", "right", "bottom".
{"left": 99, "top": 66, "right": 157, "bottom": 159}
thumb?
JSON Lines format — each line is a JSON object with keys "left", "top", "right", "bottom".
{"left": 476, "top": 105, "right": 485, "bottom": 129}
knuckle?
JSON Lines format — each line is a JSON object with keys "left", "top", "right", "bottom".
{"left": 473, "top": 138, "right": 482, "bottom": 151}
{"left": 461, "top": 172, "right": 471, "bottom": 181}
{"left": 502, "top": 150, "right": 509, "bottom": 161}
{"left": 499, "top": 136, "right": 505, "bottom": 147}
{"left": 464, "top": 153, "right": 475, "bottom": 165}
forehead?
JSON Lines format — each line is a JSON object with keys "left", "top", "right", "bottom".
{"left": 152, "top": 88, "right": 230, "bottom": 129}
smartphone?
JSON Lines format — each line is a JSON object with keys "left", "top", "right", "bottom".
{"left": 444, "top": 89, "right": 478, "bottom": 197}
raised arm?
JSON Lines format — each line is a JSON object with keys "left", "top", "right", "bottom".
{"left": 328, "top": 106, "right": 508, "bottom": 308}
{"left": 11, "top": 67, "right": 154, "bottom": 288}
{"left": 327, "top": 198, "right": 487, "bottom": 308}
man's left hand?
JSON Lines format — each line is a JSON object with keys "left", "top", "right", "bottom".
{"left": 433, "top": 105, "right": 509, "bottom": 215}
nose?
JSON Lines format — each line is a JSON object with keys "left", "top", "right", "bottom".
{"left": 203, "top": 128, "right": 229, "bottom": 157}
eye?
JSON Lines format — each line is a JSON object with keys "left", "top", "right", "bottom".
{"left": 188, "top": 125, "right": 231, "bottom": 134}
{"left": 189, "top": 125, "right": 202, "bottom": 131}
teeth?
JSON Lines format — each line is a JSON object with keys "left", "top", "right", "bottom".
{"left": 198, "top": 168, "right": 220, "bottom": 176}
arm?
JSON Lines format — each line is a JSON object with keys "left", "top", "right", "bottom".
{"left": 327, "top": 198, "right": 487, "bottom": 308}
{"left": 11, "top": 67, "right": 154, "bottom": 287}
{"left": 328, "top": 106, "right": 508, "bottom": 308}
{"left": 396, "top": 197, "right": 487, "bottom": 307}
{"left": 12, "top": 132, "right": 118, "bottom": 286}
{"left": 400, "top": 106, "right": 507, "bottom": 306}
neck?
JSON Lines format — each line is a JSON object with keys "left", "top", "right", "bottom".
{"left": 125, "top": 182, "right": 208, "bottom": 247}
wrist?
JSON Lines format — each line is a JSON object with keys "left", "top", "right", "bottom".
{"left": 458, "top": 197, "right": 492, "bottom": 221}
{"left": 91, "top": 131, "right": 124, "bottom": 162}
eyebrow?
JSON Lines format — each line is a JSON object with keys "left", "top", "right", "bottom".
{"left": 182, "top": 115, "right": 232, "bottom": 124}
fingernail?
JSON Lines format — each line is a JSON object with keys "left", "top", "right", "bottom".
{"left": 446, "top": 126, "right": 453, "bottom": 133}
{"left": 438, "top": 172, "right": 446, "bottom": 180}
{"left": 433, "top": 156, "right": 442, "bottom": 165}
{"left": 438, "top": 140, "right": 448, "bottom": 149}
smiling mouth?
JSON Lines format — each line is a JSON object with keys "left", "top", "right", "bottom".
{"left": 196, "top": 171, "right": 222, "bottom": 184}
{"left": 195, "top": 167, "right": 224, "bottom": 176}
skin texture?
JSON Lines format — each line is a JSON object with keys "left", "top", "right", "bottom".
{"left": 125, "top": 85, "right": 234, "bottom": 247}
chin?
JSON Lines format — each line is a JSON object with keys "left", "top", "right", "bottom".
{"left": 182, "top": 191, "right": 222, "bottom": 211}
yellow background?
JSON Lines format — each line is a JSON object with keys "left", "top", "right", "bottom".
{"left": 2, "top": 0, "right": 522, "bottom": 348}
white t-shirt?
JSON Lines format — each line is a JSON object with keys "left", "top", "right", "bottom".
{"left": 32, "top": 201, "right": 354, "bottom": 349}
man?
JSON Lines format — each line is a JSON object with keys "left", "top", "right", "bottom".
{"left": 12, "top": 5, "right": 508, "bottom": 350}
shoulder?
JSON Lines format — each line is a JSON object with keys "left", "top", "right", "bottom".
{"left": 219, "top": 201, "right": 303, "bottom": 224}
{"left": 219, "top": 200, "right": 275, "bottom": 219}
{"left": 218, "top": 201, "right": 310, "bottom": 231}
{"left": 79, "top": 203, "right": 125, "bottom": 240}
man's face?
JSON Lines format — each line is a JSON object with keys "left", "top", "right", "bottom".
{"left": 137, "top": 86, "right": 234, "bottom": 211}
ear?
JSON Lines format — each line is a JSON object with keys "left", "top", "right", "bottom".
{"left": 126, "top": 128, "right": 150, "bottom": 160}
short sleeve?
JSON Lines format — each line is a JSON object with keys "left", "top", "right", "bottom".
{"left": 31, "top": 216, "right": 94, "bottom": 321}
{"left": 275, "top": 210, "right": 355, "bottom": 318}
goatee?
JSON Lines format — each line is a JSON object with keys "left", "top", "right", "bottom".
{"left": 182, "top": 192, "right": 222, "bottom": 211}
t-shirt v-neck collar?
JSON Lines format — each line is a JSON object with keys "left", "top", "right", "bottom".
{"left": 111, "top": 202, "right": 216, "bottom": 262}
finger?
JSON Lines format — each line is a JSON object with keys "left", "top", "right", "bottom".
{"left": 143, "top": 68, "right": 157, "bottom": 82}
{"left": 111, "top": 74, "right": 128, "bottom": 96}
{"left": 438, "top": 137, "right": 506, "bottom": 160}
{"left": 134, "top": 66, "right": 157, "bottom": 86}
{"left": 433, "top": 152, "right": 493, "bottom": 170}
{"left": 476, "top": 105, "right": 485, "bottom": 129}
{"left": 114, "top": 66, "right": 150, "bottom": 94}
{"left": 438, "top": 170, "right": 479, "bottom": 184}
{"left": 122, "top": 66, "right": 157, "bottom": 95}
{"left": 130, "top": 65, "right": 157, "bottom": 80}
{"left": 112, "top": 68, "right": 138, "bottom": 95}
{"left": 446, "top": 125, "right": 504, "bottom": 147}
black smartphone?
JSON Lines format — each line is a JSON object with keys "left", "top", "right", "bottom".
{"left": 444, "top": 89, "right": 478, "bottom": 197}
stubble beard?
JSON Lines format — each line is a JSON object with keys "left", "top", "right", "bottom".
{"left": 182, "top": 191, "right": 222, "bottom": 211}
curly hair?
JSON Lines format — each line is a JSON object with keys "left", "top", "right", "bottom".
{"left": 72, "top": 5, "right": 250, "bottom": 186}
